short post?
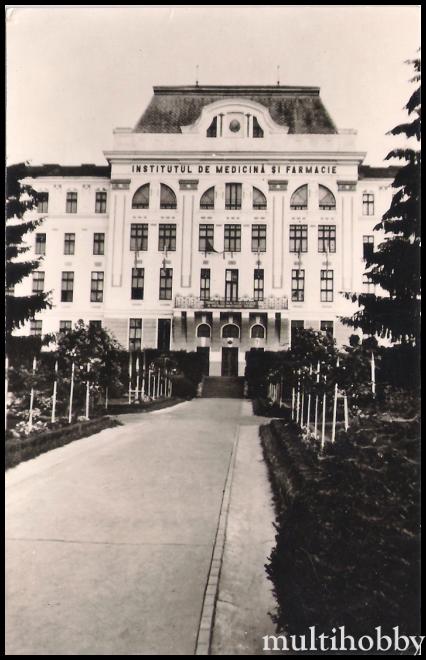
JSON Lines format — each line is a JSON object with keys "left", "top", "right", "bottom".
{"left": 5, "top": 356, "right": 9, "bottom": 431}
{"left": 371, "top": 351, "right": 376, "bottom": 396}
{"left": 68, "top": 362, "right": 75, "bottom": 424}
{"left": 28, "top": 356, "right": 37, "bottom": 431}
{"left": 148, "top": 368, "right": 152, "bottom": 398}
{"left": 152, "top": 372, "right": 157, "bottom": 399}
{"left": 85, "top": 362, "right": 91, "bottom": 420}
{"left": 156, "top": 370, "right": 161, "bottom": 398}
{"left": 128, "top": 353, "right": 133, "bottom": 404}
{"left": 321, "top": 375, "right": 327, "bottom": 450}
{"left": 51, "top": 360, "right": 58, "bottom": 424}
{"left": 135, "top": 356, "right": 140, "bottom": 403}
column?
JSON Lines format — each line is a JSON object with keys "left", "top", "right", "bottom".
{"left": 268, "top": 180, "right": 288, "bottom": 290}
{"left": 108, "top": 179, "right": 130, "bottom": 288}
{"left": 178, "top": 180, "right": 198, "bottom": 288}
{"left": 337, "top": 181, "right": 357, "bottom": 292}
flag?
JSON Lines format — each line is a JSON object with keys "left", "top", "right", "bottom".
{"left": 204, "top": 239, "right": 219, "bottom": 254}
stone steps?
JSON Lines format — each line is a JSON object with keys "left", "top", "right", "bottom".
{"left": 201, "top": 377, "right": 245, "bottom": 398}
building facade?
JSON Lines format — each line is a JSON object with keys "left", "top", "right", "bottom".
{"left": 16, "top": 85, "right": 397, "bottom": 376}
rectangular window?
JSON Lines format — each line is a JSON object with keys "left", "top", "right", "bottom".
{"left": 363, "top": 273, "right": 375, "bottom": 293}
{"left": 362, "top": 193, "right": 375, "bottom": 216}
{"left": 90, "top": 271, "right": 104, "bottom": 303}
{"left": 59, "top": 320, "right": 72, "bottom": 332}
{"left": 320, "top": 320, "right": 334, "bottom": 337}
{"left": 254, "top": 269, "right": 264, "bottom": 301}
{"left": 289, "top": 225, "right": 308, "bottom": 253}
{"left": 320, "top": 269, "right": 334, "bottom": 302}
{"left": 129, "top": 318, "right": 142, "bottom": 351}
{"left": 6, "top": 284, "right": 15, "bottom": 296}
{"left": 363, "top": 235, "right": 374, "bottom": 261}
{"left": 130, "top": 223, "right": 148, "bottom": 252}
{"left": 131, "top": 267, "right": 144, "bottom": 300}
{"left": 252, "top": 224, "right": 266, "bottom": 252}
{"left": 318, "top": 225, "right": 336, "bottom": 253}
{"left": 32, "top": 271, "right": 45, "bottom": 294}
{"left": 291, "top": 269, "right": 305, "bottom": 302}
{"left": 224, "top": 224, "right": 241, "bottom": 252}
{"left": 199, "top": 224, "right": 214, "bottom": 252}
{"left": 89, "top": 320, "right": 102, "bottom": 330}
{"left": 225, "top": 269, "right": 239, "bottom": 301}
{"left": 93, "top": 232, "right": 105, "bottom": 255}
{"left": 64, "top": 233, "right": 75, "bottom": 255}
{"left": 95, "top": 191, "right": 107, "bottom": 213}
{"left": 291, "top": 320, "right": 304, "bottom": 332}
{"left": 61, "top": 271, "right": 74, "bottom": 302}
{"left": 35, "top": 233, "right": 46, "bottom": 255}
{"left": 225, "top": 183, "right": 242, "bottom": 210}
{"left": 200, "top": 268, "right": 211, "bottom": 301}
{"left": 37, "top": 192, "right": 49, "bottom": 213}
{"left": 66, "top": 192, "right": 78, "bottom": 214}
{"left": 30, "top": 319, "right": 42, "bottom": 336}
{"left": 158, "top": 224, "right": 176, "bottom": 252}
{"left": 159, "top": 268, "right": 173, "bottom": 300}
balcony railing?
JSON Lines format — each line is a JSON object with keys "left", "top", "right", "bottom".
{"left": 174, "top": 295, "right": 288, "bottom": 310}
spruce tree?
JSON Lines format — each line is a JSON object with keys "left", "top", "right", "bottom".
{"left": 342, "top": 57, "right": 421, "bottom": 345}
{"left": 6, "top": 162, "right": 52, "bottom": 337}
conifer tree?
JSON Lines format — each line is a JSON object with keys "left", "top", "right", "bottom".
{"left": 342, "top": 57, "right": 421, "bottom": 345}
{"left": 6, "top": 163, "right": 52, "bottom": 337}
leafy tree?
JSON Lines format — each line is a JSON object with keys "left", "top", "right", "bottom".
{"left": 6, "top": 162, "right": 52, "bottom": 337}
{"left": 342, "top": 57, "right": 420, "bottom": 345}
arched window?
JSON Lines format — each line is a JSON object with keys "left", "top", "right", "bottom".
{"left": 252, "top": 116, "right": 264, "bottom": 138}
{"left": 251, "top": 324, "right": 265, "bottom": 339}
{"left": 222, "top": 323, "right": 240, "bottom": 338}
{"left": 197, "top": 323, "right": 211, "bottom": 338}
{"left": 319, "top": 185, "right": 336, "bottom": 210}
{"left": 200, "top": 187, "right": 215, "bottom": 210}
{"left": 160, "top": 184, "right": 177, "bottom": 209}
{"left": 290, "top": 185, "right": 308, "bottom": 210}
{"left": 206, "top": 117, "right": 217, "bottom": 138}
{"left": 132, "top": 184, "right": 150, "bottom": 209}
{"left": 253, "top": 187, "right": 267, "bottom": 210}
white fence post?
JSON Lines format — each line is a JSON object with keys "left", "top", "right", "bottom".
{"left": 68, "top": 362, "right": 75, "bottom": 424}
{"left": 85, "top": 363, "right": 91, "bottom": 420}
{"left": 128, "top": 354, "right": 133, "bottom": 404}
{"left": 135, "top": 356, "right": 140, "bottom": 403}
{"left": 5, "top": 356, "right": 9, "bottom": 432}
{"left": 51, "top": 360, "right": 58, "bottom": 423}
{"left": 28, "top": 357, "right": 37, "bottom": 431}
{"left": 331, "top": 382, "right": 338, "bottom": 444}
{"left": 321, "top": 375, "right": 327, "bottom": 450}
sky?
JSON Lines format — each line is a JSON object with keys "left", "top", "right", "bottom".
{"left": 6, "top": 5, "right": 420, "bottom": 166}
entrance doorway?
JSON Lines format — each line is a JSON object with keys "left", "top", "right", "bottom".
{"left": 221, "top": 347, "right": 238, "bottom": 376}
{"left": 157, "top": 319, "right": 171, "bottom": 352}
{"left": 197, "top": 347, "right": 210, "bottom": 376}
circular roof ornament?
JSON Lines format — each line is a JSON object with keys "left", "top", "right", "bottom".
{"left": 229, "top": 119, "right": 241, "bottom": 133}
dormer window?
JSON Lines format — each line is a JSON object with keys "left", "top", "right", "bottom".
{"left": 253, "top": 116, "right": 264, "bottom": 138}
{"left": 206, "top": 116, "right": 217, "bottom": 137}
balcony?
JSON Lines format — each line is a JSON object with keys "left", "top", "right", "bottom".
{"left": 174, "top": 295, "right": 288, "bottom": 310}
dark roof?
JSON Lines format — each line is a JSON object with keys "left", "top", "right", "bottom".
{"left": 133, "top": 85, "right": 337, "bottom": 135}
{"left": 358, "top": 165, "right": 399, "bottom": 179}
{"left": 25, "top": 164, "right": 111, "bottom": 178}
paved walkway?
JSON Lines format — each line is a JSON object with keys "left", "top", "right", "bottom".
{"left": 5, "top": 399, "right": 276, "bottom": 656}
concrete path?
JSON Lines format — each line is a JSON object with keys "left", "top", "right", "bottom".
{"left": 5, "top": 398, "right": 276, "bottom": 655}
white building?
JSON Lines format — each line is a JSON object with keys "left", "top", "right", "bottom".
{"left": 15, "top": 84, "right": 397, "bottom": 376}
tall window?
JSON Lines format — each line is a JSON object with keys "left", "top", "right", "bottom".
{"left": 131, "top": 268, "right": 144, "bottom": 300}
{"left": 64, "top": 233, "right": 75, "bottom": 255}
{"left": 320, "top": 270, "right": 334, "bottom": 302}
{"left": 290, "top": 185, "right": 308, "bottom": 210}
{"left": 200, "top": 268, "right": 211, "bottom": 301}
{"left": 59, "top": 320, "right": 72, "bottom": 332}
{"left": 32, "top": 271, "right": 45, "bottom": 294}
{"left": 252, "top": 224, "right": 266, "bottom": 252}
{"left": 158, "top": 224, "right": 176, "bottom": 252}
{"left": 160, "top": 184, "right": 177, "bottom": 209}
{"left": 61, "top": 271, "right": 74, "bottom": 302}
{"left": 35, "top": 233, "right": 46, "bottom": 255}
{"left": 90, "top": 271, "right": 104, "bottom": 303}
{"left": 252, "top": 187, "right": 267, "bottom": 210}
{"left": 320, "top": 320, "right": 334, "bottom": 337}
{"left": 224, "top": 224, "right": 241, "bottom": 252}
{"left": 254, "top": 269, "right": 264, "bottom": 301}
{"left": 199, "top": 224, "right": 214, "bottom": 252}
{"left": 291, "top": 269, "right": 305, "bottom": 302}
{"left": 93, "top": 232, "right": 105, "bottom": 255}
{"left": 363, "top": 273, "right": 375, "bottom": 293}
{"left": 291, "top": 320, "right": 304, "bottom": 333}
{"left": 95, "top": 191, "right": 107, "bottom": 213}
{"left": 225, "top": 269, "right": 238, "bottom": 301}
{"left": 130, "top": 223, "right": 148, "bottom": 251}
{"left": 362, "top": 193, "right": 375, "bottom": 216}
{"left": 66, "top": 192, "right": 78, "bottom": 214}
{"left": 197, "top": 323, "right": 211, "bottom": 337}
{"left": 289, "top": 225, "right": 308, "bottom": 252}
{"left": 129, "top": 318, "right": 142, "bottom": 351}
{"left": 200, "top": 187, "right": 215, "bottom": 209}
{"left": 318, "top": 225, "right": 336, "bottom": 253}
{"left": 30, "top": 319, "right": 42, "bottom": 336}
{"left": 37, "top": 192, "right": 49, "bottom": 213}
{"left": 132, "top": 184, "right": 150, "bottom": 209}
{"left": 89, "top": 320, "right": 102, "bottom": 330}
{"left": 318, "top": 185, "right": 336, "bottom": 210}
{"left": 363, "top": 235, "right": 374, "bottom": 261}
{"left": 225, "top": 183, "right": 242, "bottom": 210}
{"left": 159, "top": 268, "right": 173, "bottom": 300}
{"left": 251, "top": 324, "right": 265, "bottom": 338}
{"left": 252, "top": 116, "right": 264, "bottom": 138}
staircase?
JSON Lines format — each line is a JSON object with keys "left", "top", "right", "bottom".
{"left": 201, "top": 376, "right": 245, "bottom": 398}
